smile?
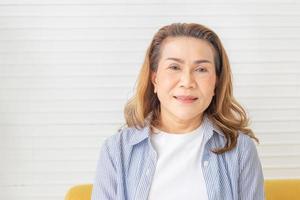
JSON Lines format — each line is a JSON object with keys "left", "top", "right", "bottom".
{"left": 173, "top": 96, "right": 198, "bottom": 104}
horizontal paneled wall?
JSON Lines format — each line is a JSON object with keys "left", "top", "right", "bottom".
{"left": 0, "top": 0, "right": 299, "bottom": 199}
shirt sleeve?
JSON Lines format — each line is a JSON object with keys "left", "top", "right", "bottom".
{"left": 91, "top": 139, "right": 118, "bottom": 200}
{"left": 238, "top": 135, "right": 265, "bottom": 200}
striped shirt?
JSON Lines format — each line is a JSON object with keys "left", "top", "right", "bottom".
{"left": 91, "top": 116, "right": 265, "bottom": 200}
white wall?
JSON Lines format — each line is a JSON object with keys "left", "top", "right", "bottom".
{"left": 0, "top": 0, "right": 299, "bottom": 199}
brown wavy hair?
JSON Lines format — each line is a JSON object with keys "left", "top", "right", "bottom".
{"left": 124, "top": 23, "right": 258, "bottom": 154}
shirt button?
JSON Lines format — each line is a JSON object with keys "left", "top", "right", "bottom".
{"left": 146, "top": 169, "right": 150, "bottom": 176}
{"left": 203, "top": 160, "right": 209, "bottom": 167}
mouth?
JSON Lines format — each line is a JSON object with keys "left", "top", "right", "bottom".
{"left": 173, "top": 95, "right": 198, "bottom": 103}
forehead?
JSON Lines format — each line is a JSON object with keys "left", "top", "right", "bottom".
{"left": 160, "top": 37, "right": 215, "bottom": 62}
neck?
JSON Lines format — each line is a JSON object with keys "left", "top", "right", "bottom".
{"left": 157, "top": 112, "right": 203, "bottom": 134}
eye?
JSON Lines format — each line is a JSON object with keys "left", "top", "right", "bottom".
{"left": 168, "top": 64, "right": 181, "bottom": 70}
{"left": 195, "top": 67, "right": 208, "bottom": 73}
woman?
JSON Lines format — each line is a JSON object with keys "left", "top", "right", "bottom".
{"left": 91, "top": 23, "right": 265, "bottom": 200}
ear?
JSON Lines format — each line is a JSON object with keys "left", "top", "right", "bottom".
{"left": 151, "top": 72, "right": 157, "bottom": 93}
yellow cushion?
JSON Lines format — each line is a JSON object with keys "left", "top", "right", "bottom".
{"left": 265, "top": 179, "right": 300, "bottom": 200}
{"left": 65, "top": 184, "right": 93, "bottom": 200}
{"left": 65, "top": 180, "right": 300, "bottom": 200}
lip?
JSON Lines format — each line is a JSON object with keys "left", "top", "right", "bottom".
{"left": 173, "top": 95, "right": 198, "bottom": 104}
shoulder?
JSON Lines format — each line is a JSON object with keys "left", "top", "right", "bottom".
{"left": 235, "top": 132, "right": 260, "bottom": 166}
{"left": 211, "top": 130, "right": 258, "bottom": 157}
{"left": 236, "top": 132, "right": 258, "bottom": 152}
{"left": 102, "top": 126, "right": 144, "bottom": 151}
{"left": 99, "top": 126, "right": 148, "bottom": 172}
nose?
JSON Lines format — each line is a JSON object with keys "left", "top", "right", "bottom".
{"left": 179, "top": 70, "right": 196, "bottom": 89}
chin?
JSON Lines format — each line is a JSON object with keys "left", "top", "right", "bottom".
{"left": 172, "top": 112, "right": 203, "bottom": 122}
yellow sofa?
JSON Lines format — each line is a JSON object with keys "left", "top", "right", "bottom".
{"left": 65, "top": 179, "right": 300, "bottom": 200}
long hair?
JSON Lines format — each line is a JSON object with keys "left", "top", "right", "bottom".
{"left": 124, "top": 23, "right": 258, "bottom": 154}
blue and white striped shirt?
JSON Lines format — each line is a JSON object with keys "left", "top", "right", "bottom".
{"left": 91, "top": 116, "right": 265, "bottom": 200}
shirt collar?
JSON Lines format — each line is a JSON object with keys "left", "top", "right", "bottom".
{"left": 128, "top": 114, "right": 224, "bottom": 146}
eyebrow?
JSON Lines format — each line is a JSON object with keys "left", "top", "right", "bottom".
{"left": 165, "top": 57, "right": 212, "bottom": 64}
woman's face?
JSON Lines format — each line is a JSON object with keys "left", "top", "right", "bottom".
{"left": 151, "top": 37, "right": 217, "bottom": 126}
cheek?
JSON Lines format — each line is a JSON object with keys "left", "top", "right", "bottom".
{"left": 199, "top": 77, "right": 216, "bottom": 95}
{"left": 157, "top": 74, "right": 178, "bottom": 92}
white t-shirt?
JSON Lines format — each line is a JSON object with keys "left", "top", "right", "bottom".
{"left": 148, "top": 124, "right": 208, "bottom": 200}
